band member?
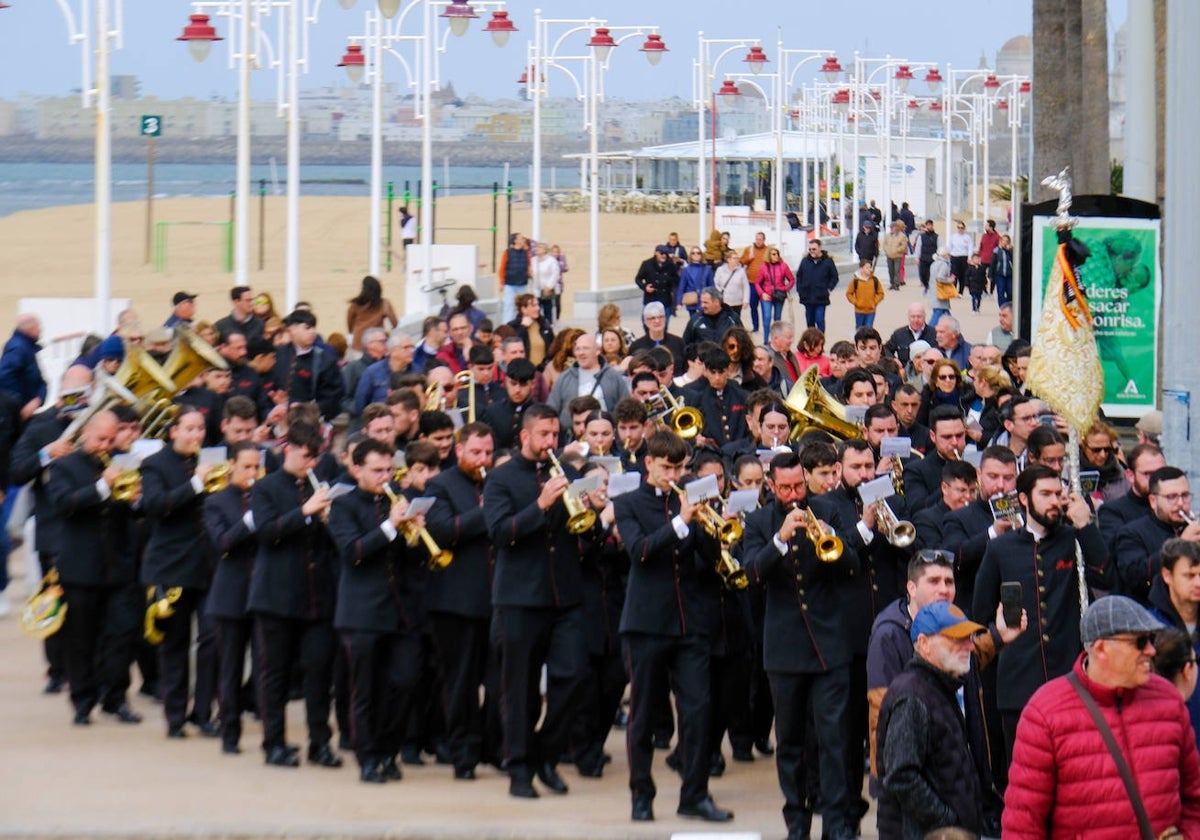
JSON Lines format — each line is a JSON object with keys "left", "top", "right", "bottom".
{"left": 140, "top": 406, "right": 218, "bottom": 738}
{"left": 203, "top": 441, "right": 262, "bottom": 754}
{"left": 481, "top": 358, "right": 537, "bottom": 451}
{"left": 582, "top": 410, "right": 616, "bottom": 456}
{"left": 482, "top": 403, "right": 591, "bottom": 798}
{"left": 328, "top": 439, "right": 426, "bottom": 783}
{"left": 743, "top": 451, "right": 860, "bottom": 840}
{"left": 902, "top": 405, "right": 967, "bottom": 511}
{"left": 614, "top": 429, "right": 732, "bottom": 823}
{"left": 424, "top": 422, "right": 496, "bottom": 780}
{"left": 613, "top": 397, "right": 649, "bottom": 474}
{"left": 247, "top": 420, "right": 341, "bottom": 769}
{"left": 270, "top": 310, "right": 344, "bottom": 421}
{"left": 682, "top": 348, "right": 748, "bottom": 449}
{"left": 11, "top": 364, "right": 94, "bottom": 694}
{"left": 46, "top": 410, "right": 141, "bottom": 726}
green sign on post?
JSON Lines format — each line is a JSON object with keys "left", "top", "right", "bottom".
{"left": 141, "top": 115, "right": 162, "bottom": 137}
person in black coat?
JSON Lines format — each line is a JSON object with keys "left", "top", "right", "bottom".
{"left": 482, "top": 403, "right": 593, "bottom": 799}
{"left": 1096, "top": 444, "right": 1166, "bottom": 543}
{"left": 270, "top": 310, "right": 344, "bottom": 421}
{"left": 203, "top": 441, "right": 262, "bottom": 754}
{"left": 328, "top": 439, "right": 426, "bottom": 783}
{"left": 681, "top": 348, "right": 749, "bottom": 449}
{"left": 902, "top": 406, "right": 967, "bottom": 512}
{"left": 854, "top": 222, "right": 880, "bottom": 267}
{"left": 246, "top": 420, "right": 341, "bottom": 769}
{"left": 45, "top": 410, "right": 140, "bottom": 726}
{"left": 613, "top": 429, "right": 732, "bottom": 824}
{"left": 480, "top": 358, "right": 536, "bottom": 451}
{"left": 423, "top": 423, "right": 497, "bottom": 780}
{"left": 1114, "top": 466, "right": 1200, "bottom": 605}
{"left": 912, "top": 460, "right": 979, "bottom": 555}
{"left": 634, "top": 246, "right": 680, "bottom": 331}
{"left": 742, "top": 451, "right": 860, "bottom": 840}
{"left": 793, "top": 239, "right": 840, "bottom": 334}
{"left": 140, "top": 406, "right": 218, "bottom": 738}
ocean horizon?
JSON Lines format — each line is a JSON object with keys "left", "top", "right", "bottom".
{"left": 0, "top": 161, "right": 579, "bottom": 218}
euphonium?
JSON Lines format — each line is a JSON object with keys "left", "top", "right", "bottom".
{"left": 204, "top": 462, "right": 231, "bottom": 494}
{"left": 144, "top": 586, "right": 183, "bottom": 645}
{"left": 546, "top": 450, "right": 597, "bottom": 534}
{"left": 98, "top": 452, "right": 141, "bottom": 503}
{"left": 384, "top": 484, "right": 453, "bottom": 569}
{"left": 793, "top": 503, "right": 844, "bottom": 562}
{"left": 874, "top": 499, "right": 916, "bottom": 548}
{"left": 19, "top": 569, "right": 67, "bottom": 640}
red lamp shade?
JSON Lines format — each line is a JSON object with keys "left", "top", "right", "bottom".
{"left": 484, "top": 10, "right": 517, "bottom": 47}
{"left": 640, "top": 33, "right": 667, "bottom": 66}
{"left": 177, "top": 14, "right": 222, "bottom": 63}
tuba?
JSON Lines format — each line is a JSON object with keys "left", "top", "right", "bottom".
{"left": 384, "top": 484, "right": 453, "bottom": 569}
{"left": 64, "top": 346, "right": 178, "bottom": 441}
{"left": 144, "top": 586, "right": 183, "bottom": 645}
{"left": 782, "top": 367, "right": 864, "bottom": 442}
{"left": 547, "top": 449, "right": 597, "bottom": 534}
{"left": 142, "top": 326, "right": 228, "bottom": 437}
{"left": 793, "top": 503, "right": 844, "bottom": 562}
{"left": 19, "top": 569, "right": 68, "bottom": 640}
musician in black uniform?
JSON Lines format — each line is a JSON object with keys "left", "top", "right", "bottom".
{"left": 941, "top": 446, "right": 1019, "bottom": 613}
{"left": 481, "top": 358, "right": 536, "bottom": 451}
{"left": 1115, "top": 466, "right": 1200, "bottom": 605}
{"left": 743, "top": 451, "right": 860, "bottom": 840}
{"left": 482, "top": 403, "right": 591, "bottom": 798}
{"left": 45, "top": 410, "right": 140, "bottom": 726}
{"left": 203, "top": 441, "right": 262, "bottom": 754}
{"left": 328, "top": 439, "right": 425, "bottom": 783}
{"left": 912, "top": 460, "right": 978, "bottom": 553}
{"left": 140, "top": 406, "right": 218, "bottom": 738}
{"left": 247, "top": 420, "right": 342, "bottom": 769}
{"left": 10, "top": 364, "right": 93, "bottom": 694}
{"left": 271, "top": 310, "right": 344, "bottom": 421}
{"left": 423, "top": 422, "right": 496, "bottom": 780}
{"left": 614, "top": 429, "right": 732, "bottom": 823}
{"left": 613, "top": 397, "right": 649, "bottom": 475}
{"left": 1096, "top": 443, "right": 1165, "bottom": 543}
{"left": 681, "top": 348, "right": 748, "bottom": 449}
{"left": 901, "top": 405, "right": 967, "bottom": 511}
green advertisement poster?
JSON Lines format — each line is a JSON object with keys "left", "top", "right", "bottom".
{"left": 1031, "top": 216, "right": 1161, "bottom": 419}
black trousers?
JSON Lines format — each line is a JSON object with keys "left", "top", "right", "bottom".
{"left": 403, "top": 629, "right": 444, "bottom": 752}
{"left": 341, "top": 628, "right": 422, "bottom": 768}
{"left": 769, "top": 666, "right": 852, "bottom": 839}
{"left": 39, "top": 552, "right": 66, "bottom": 683}
{"left": 61, "top": 581, "right": 136, "bottom": 715}
{"left": 253, "top": 612, "right": 335, "bottom": 752}
{"left": 570, "top": 649, "right": 627, "bottom": 769}
{"left": 710, "top": 647, "right": 753, "bottom": 756}
{"left": 430, "top": 611, "right": 490, "bottom": 772}
{"left": 494, "top": 604, "right": 588, "bottom": 771}
{"left": 214, "top": 615, "right": 253, "bottom": 747}
{"left": 845, "top": 653, "right": 869, "bottom": 823}
{"left": 918, "top": 257, "right": 933, "bottom": 289}
{"left": 154, "top": 586, "right": 203, "bottom": 730}
{"left": 623, "top": 631, "right": 711, "bottom": 808}
{"left": 189, "top": 592, "right": 219, "bottom": 725}
{"left": 951, "top": 255, "right": 969, "bottom": 293}
{"left": 96, "top": 582, "right": 142, "bottom": 709}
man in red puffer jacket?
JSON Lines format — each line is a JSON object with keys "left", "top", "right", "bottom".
{"left": 1004, "top": 595, "right": 1200, "bottom": 839}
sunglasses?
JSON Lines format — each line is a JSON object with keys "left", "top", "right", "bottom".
{"left": 937, "top": 373, "right": 959, "bottom": 381}
{"left": 915, "top": 550, "right": 953, "bottom": 565}
{"left": 1110, "top": 633, "right": 1156, "bottom": 651}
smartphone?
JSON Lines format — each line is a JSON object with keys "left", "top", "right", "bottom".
{"left": 1037, "top": 413, "right": 1057, "bottom": 428}
{"left": 1000, "top": 581, "right": 1023, "bottom": 628}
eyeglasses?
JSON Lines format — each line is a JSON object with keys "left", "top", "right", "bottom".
{"left": 1158, "top": 492, "right": 1193, "bottom": 504}
{"left": 936, "top": 373, "right": 958, "bottom": 381}
{"left": 1109, "top": 633, "right": 1156, "bottom": 651}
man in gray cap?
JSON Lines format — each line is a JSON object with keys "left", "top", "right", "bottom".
{"left": 1004, "top": 595, "right": 1200, "bottom": 838}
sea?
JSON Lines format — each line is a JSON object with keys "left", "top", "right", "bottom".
{"left": 0, "top": 161, "right": 579, "bottom": 218}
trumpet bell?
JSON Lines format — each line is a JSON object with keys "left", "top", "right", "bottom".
{"left": 671, "top": 406, "right": 703, "bottom": 439}
{"left": 204, "top": 462, "right": 231, "bottom": 494}
{"left": 717, "top": 549, "right": 750, "bottom": 591}
{"left": 112, "top": 471, "right": 142, "bottom": 503}
{"left": 566, "top": 508, "right": 597, "bottom": 535}
{"left": 19, "top": 571, "right": 68, "bottom": 640}
{"left": 815, "top": 535, "right": 844, "bottom": 563}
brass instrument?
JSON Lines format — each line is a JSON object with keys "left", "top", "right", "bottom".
{"left": 454, "top": 370, "right": 476, "bottom": 423}
{"left": 144, "top": 586, "right": 183, "bottom": 644}
{"left": 793, "top": 503, "right": 844, "bottom": 562}
{"left": 98, "top": 452, "right": 142, "bottom": 503}
{"left": 546, "top": 449, "right": 597, "bottom": 534}
{"left": 204, "top": 462, "right": 230, "bottom": 494}
{"left": 783, "top": 367, "right": 864, "bottom": 441}
{"left": 669, "top": 482, "right": 748, "bottom": 590}
{"left": 651, "top": 387, "right": 702, "bottom": 439}
{"left": 1181, "top": 511, "right": 1197, "bottom": 526}
{"left": 19, "top": 569, "right": 67, "bottom": 640}
{"left": 424, "top": 381, "right": 446, "bottom": 412}
{"left": 716, "top": 545, "right": 750, "bottom": 590}
{"left": 478, "top": 465, "right": 487, "bottom": 482}
{"left": 874, "top": 499, "right": 916, "bottom": 548}
{"left": 890, "top": 455, "right": 905, "bottom": 496}
{"left": 141, "top": 327, "right": 228, "bottom": 438}
{"left": 384, "top": 484, "right": 453, "bottom": 569}
{"left": 65, "top": 346, "right": 177, "bottom": 440}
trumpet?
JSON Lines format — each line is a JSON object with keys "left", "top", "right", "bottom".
{"left": 716, "top": 546, "right": 750, "bottom": 591}
{"left": 384, "top": 484, "right": 453, "bottom": 569}
{"left": 204, "top": 461, "right": 230, "bottom": 494}
{"left": 1181, "top": 510, "right": 1197, "bottom": 526}
{"left": 793, "top": 503, "right": 844, "bottom": 563}
{"left": 546, "top": 450, "right": 597, "bottom": 534}
{"left": 98, "top": 452, "right": 141, "bottom": 503}
{"left": 144, "top": 585, "right": 183, "bottom": 645}
{"left": 454, "top": 370, "right": 476, "bottom": 423}
{"left": 477, "top": 465, "right": 487, "bottom": 482}
{"left": 874, "top": 499, "right": 916, "bottom": 548}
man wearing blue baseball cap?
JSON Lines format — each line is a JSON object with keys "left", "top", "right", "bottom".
{"left": 875, "top": 601, "right": 986, "bottom": 839}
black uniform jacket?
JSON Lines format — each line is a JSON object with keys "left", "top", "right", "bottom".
{"left": 483, "top": 453, "right": 588, "bottom": 609}
{"left": 204, "top": 483, "right": 257, "bottom": 619}
{"left": 246, "top": 466, "right": 337, "bottom": 621}
{"left": 941, "top": 497, "right": 998, "bottom": 616}
{"left": 742, "top": 500, "right": 860, "bottom": 673}
{"left": 46, "top": 448, "right": 137, "bottom": 587}
{"left": 140, "top": 446, "right": 215, "bottom": 589}
{"left": 424, "top": 466, "right": 492, "bottom": 619}
{"left": 10, "top": 409, "right": 70, "bottom": 557}
{"left": 329, "top": 487, "right": 422, "bottom": 634}
{"left": 1115, "top": 513, "right": 1178, "bottom": 604}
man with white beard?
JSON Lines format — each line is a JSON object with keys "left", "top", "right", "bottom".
{"left": 875, "top": 602, "right": 987, "bottom": 839}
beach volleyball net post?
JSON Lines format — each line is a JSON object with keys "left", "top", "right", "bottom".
{"left": 152, "top": 221, "right": 234, "bottom": 273}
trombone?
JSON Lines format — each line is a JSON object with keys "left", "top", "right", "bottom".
{"left": 454, "top": 370, "right": 476, "bottom": 423}
{"left": 546, "top": 449, "right": 597, "bottom": 534}
{"left": 792, "top": 503, "right": 844, "bottom": 563}
{"left": 384, "top": 484, "right": 453, "bottom": 569}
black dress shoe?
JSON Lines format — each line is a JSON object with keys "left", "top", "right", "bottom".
{"left": 379, "top": 756, "right": 402, "bottom": 780}
{"left": 453, "top": 767, "right": 476, "bottom": 780}
{"left": 754, "top": 738, "right": 775, "bottom": 756}
{"left": 709, "top": 753, "right": 726, "bottom": 777}
{"left": 677, "top": 796, "right": 734, "bottom": 822}
{"left": 73, "top": 709, "right": 92, "bottom": 726}
{"left": 222, "top": 742, "right": 242, "bottom": 755}
{"left": 359, "top": 764, "right": 386, "bottom": 784}
{"left": 536, "top": 762, "right": 568, "bottom": 794}
{"left": 45, "top": 676, "right": 65, "bottom": 695}
{"left": 195, "top": 720, "right": 221, "bottom": 738}
{"left": 576, "top": 760, "right": 603, "bottom": 778}
{"left": 265, "top": 745, "right": 300, "bottom": 767}
{"left": 631, "top": 796, "right": 654, "bottom": 822}
{"left": 399, "top": 745, "right": 425, "bottom": 766}
{"left": 167, "top": 725, "right": 187, "bottom": 739}
{"left": 103, "top": 704, "right": 143, "bottom": 724}
{"left": 509, "top": 767, "right": 538, "bottom": 799}
{"left": 308, "top": 743, "right": 343, "bottom": 768}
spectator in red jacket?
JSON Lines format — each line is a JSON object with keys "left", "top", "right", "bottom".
{"left": 1004, "top": 595, "right": 1200, "bottom": 839}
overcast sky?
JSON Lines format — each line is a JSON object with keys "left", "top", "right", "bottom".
{"left": 0, "top": 1, "right": 1128, "bottom": 105}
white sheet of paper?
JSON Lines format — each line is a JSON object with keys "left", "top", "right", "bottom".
{"left": 725, "top": 488, "right": 760, "bottom": 516}
{"left": 858, "top": 475, "right": 894, "bottom": 506}
{"left": 323, "top": 483, "right": 354, "bottom": 502}
{"left": 567, "top": 474, "right": 601, "bottom": 500}
{"left": 199, "top": 446, "right": 227, "bottom": 467}
{"left": 844, "top": 405, "right": 867, "bottom": 424}
{"left": 130, "top": 438, "right": 164, "bottom": 459}
{"left": 406, "top": 496, "right": 436, "bottom": 518}
{"left": 756, "top": 448, "right": 777, "bottom": 465}
{"left": 684, "top": 474, "right": 720, "bottom": 504}
{"left": 607, "top": 472, "right": 642, "bottom": 498}
{"left": 444, "top": 408, "right": 465, "bottom": 431}
{"left": 111, "top": 453, "right": 141, "bottom": 471}
{"left": 591, "top": 456, "right": 621, "bottom": 476}
{"left": 880, "top": 437, "right": 912, "bottom": 458}
{"left": 392, "top": 451, "right": 407, "bottom": 469}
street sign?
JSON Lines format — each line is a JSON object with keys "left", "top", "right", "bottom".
{"left": 140, "top": 115, "right": 162, "bottom": 137}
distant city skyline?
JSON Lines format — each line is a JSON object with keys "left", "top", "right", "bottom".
{"left": 0, "top": 0, "right": 1055, "bottom": 106}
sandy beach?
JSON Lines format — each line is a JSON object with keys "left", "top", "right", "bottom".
{"left": 0, "top": 193, "right": 1005, "bottom": 347}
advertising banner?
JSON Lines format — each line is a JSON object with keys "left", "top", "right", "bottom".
{"left": 1031, "top": 216, "right": 1161, "bottom": 418}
